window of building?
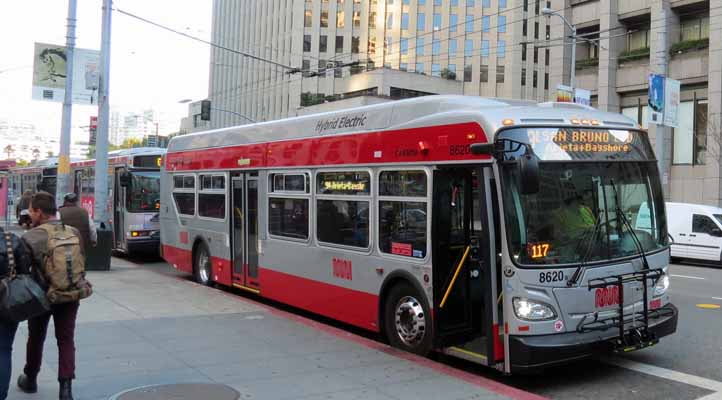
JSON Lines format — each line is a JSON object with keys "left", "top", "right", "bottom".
{"left": 403, "top": 0, "right": 410, "bottom": 4}
{"left": 400, "top": 62, "right": 408, "bottom": 71}
{"left": 480, "top": 64, "right": 488, "bottom": 82}
{"left": 303, "top": 35, "right": 312, "bottom": 52}
{"left": 338, "top": 0, "right": 345, "bottom": 4}
{"left": 546, "top": 24, "right": 550, "bottom": 40}
{"left": 464, "top": 64, "right": 472, "bottom": 82}
{"left": 467, "top": 0, "right": 474, "bottom": 7}
{"left": 368, "top": 36, "right": 376, "bottom": 55}
{"left": 416, "top": 62, "right": 425, "bottom": 74}
{"left": 268, "top": 172, "right": 310, "bottom": 240}
{"left": 320, "top": 35, "right": 328, "bottom": 52}
{"left": 418, "top": 13, "right": 426, "bottom": 30}
{"left": 305, "top": 10, "right": 313, "bottom": 27}
{"left": 533, "top": 46, "right": 538, "bottom": 63}
{"left": 434, "top": 13, "right": 442, "bottom": 30}
{"left": 434, "top": 0, "right": 442, "bottom": 5}
{"left": 417, "top": 37, "right": 425, "bottom": 55}
{"left": 481, "top": 40, "right": 489, "bottom": 57}
{"left": 402, "top": 12, "right": 409, "bottom": 30}
{"left": 496, "top": 65, "right": 505, "bottom": 83}
{"left": 523, "top": 0, "right": 528, "bottom": 11}
{"left": 465, "top": 15, "right": 474, "bottom": 32}
{"left": 544, "top": 72, "right": 549, "bottom": 90}
{"left": 482, "top": 0, "right": 490, "bottom": 7}
{"left": 337, "top": 10, "right": 345, "bottom": 28}
{"left": 316, "top": 171, "right": 371, "bottom": 248}
{"left": 449, "top": 14, "right": 458, "bottom": 32}
{"left": 521, "top": 44, "right": 526, "bottom": 61}
{"left": 387, "top": 12, "right": 393, "bottom": 28}
{"left": 521, "top": 68, "right": 526, "bottom": 86}
{"left": 198, "top": 174, "right": 226, "bottom": 219}
{"left": 353, "top": 11, "right": 361, "bottom": 27}
{"left": 465, "top": 39, "right": 473, "bottom": 56}
{"left": 335, "top": 66, "right": 343, "bottom": 77}
{"left": 532, "top": 70, "right": 537, "bottom": 88}
{"left": 627, "top": 28, "right": 649, "bottom": 51}
{"left": 386, "top": 36, "right": 393, "bottom": 54}
{"left": 680, "top": 16, "right": 710, "bottom": 41}
{"left": 482, "top": 16, "right": 490, "bottom": 32}
{"left": 400, "top": 38, "right": 409, "bottom": 54}
{"left": 498, "top": 40, "right": 506, "bottom": 58}
{"left": 545, "top": 48, "right": 549, "bottom": 65}
{"left": 449, "top": 39, "right": 457, "bottom": 56}
{"left": 499, "top": 0, "right": 507, "bottom": 7}
{"left": 419, "top": 0, "right": 426, "bottom": 5}
{"left": 535, "top": 0, "right": 539, "bottom": 14}
{"left": 523, "top": 19, "right": 527, "bottom": 36}
{"left": 172, "top": 175, "right": 195, "bottom": 216}
{"left": 621, "top": 104, "right": 650, "bottom": 130}
{"left": 318, "top": 59, "right": 327, "bottom": 77}
{"left": 534, "top": 21, "right": 539, "bottom": 39}
{"left": 378, "top": 170, "right": 428, "bottom": 258}
{"left": 352, "top": 36, "right": 360, "bottom": 53}
{"left": 432, "top": 39, "right": 441, "bottom": 55}
{"left": 336, "top": 35, "right": 344, "bottom": 52}
{"left": 321, "top": 11, "right": 329, "bottom": 27}
{"left": 448, "top": 64, "right": 456, "bottom": 75}
{"left": 673, "top": 100, "right": 708, "bottom": 165}
{"left": 499, "top": 15, "right": 506, "bottom": 32}
{"left": 369, "top": 12, "right": 377, "bottom": 28}
{"left": 432, "top": 63, "right": 441, "bottom": 76}
{"left": 451, "top": 0, "right": 459, "bottom": 6}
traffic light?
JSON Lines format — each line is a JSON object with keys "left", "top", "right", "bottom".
{"left": 200, "top": 100, "right": 211, "bottom": 121}
{"left": 89, "top": 116, "right": 98, "bottom": 146}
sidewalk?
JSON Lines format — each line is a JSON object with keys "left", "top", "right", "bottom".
{"left": 7, "top": 257, "right": 544, "bottom": 400}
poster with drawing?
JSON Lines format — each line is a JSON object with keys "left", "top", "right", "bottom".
{"left": 32, "top": 42, "right": 101, "bottom": 105}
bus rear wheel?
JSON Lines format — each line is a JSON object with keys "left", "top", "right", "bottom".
{"left": 383, "top": 282, "right": 433, "bottom": 356}
{"left": 194, "top": 243, "right": 213, "bottom": 286}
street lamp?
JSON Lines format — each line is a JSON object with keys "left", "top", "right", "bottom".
{"left": 542, "top": 7, "right": 577, "bottom": 90}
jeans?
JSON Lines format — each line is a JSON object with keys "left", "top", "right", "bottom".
{"left": 24, "top": 301, "right": 79, "bottom": 380}
{"left": 0, "top": 320, "right": 19, "bottom": 400}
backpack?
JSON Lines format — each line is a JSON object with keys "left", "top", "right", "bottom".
{"left": 38, "top": 223, "right": 92, "bottom": 304}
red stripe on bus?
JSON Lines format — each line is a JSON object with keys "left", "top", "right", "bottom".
{"left": 165, "top": 122, "right": 489, "bottom": 171}
{"left": 260, "top": 267, "right": 380, "bottom": 332}
{"left": 162, "top": 245, "right": 193, "bottom": 274}
{"left": 493, "top": 323, "right": 505, "bottom": 362}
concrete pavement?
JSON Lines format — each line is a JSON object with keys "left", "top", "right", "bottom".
{"left": 6, "top": 257, "right": 541, "bottom": 400}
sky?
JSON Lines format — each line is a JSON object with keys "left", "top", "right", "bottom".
{"left": 0, "top": 0, "right": 212, "bottom": 154}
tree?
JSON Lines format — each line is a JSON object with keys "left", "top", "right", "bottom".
{"left": 3, "top": 144, "right": 13, "bottom": 159}
{"left": 16, "top": 159, "right": 29, "bottom": 167}
{"left": 46, "top": 151, "right": 54, "bottom": 158}
{"left": 440, "top": 68, "right": 456, "bottom": 80}
{"left": 32, "top": 148, "right": 40, "bottom": 160}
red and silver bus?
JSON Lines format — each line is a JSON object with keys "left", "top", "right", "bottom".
{"left": 0, "top": 160, "right": 16, "bottom": 222}
{"left": 71, "top": 147, "right": 165, "bottom": 253}
{"left": 160, "top": 96, "right": 677, "bottom": 373}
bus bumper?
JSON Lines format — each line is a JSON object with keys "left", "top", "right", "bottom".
{"left": 508, "top": 304, "right": 678, "bottom": 373}
{"left": 126, "top": 235, "right": 161, "bottom": 254}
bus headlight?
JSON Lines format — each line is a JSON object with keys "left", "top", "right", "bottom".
{"left": 513, "top": 297, "right": 557, "bottom": 321}
{"left": 654, "top": 275, "right": 670, "bottom": 296}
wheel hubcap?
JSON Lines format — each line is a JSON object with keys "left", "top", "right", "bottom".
{"left": 394, "top": 296, "right": 426, "bottom": 347}
{"left": 198, "top": 252, "right": 210, "bottom": 282}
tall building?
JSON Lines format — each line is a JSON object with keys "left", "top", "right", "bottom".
{"left": 548, "top": 0, "right": 722, "bottom": 205}
{"left": 208, "top": 0, "right": 553, "bottom": 128}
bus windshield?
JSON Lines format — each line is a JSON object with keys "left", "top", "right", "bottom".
{"left": 502, "top": 161, "right": 667, "bottom": 267}
{"left": 127, "top": 171, "right": 160, "bottom": 213}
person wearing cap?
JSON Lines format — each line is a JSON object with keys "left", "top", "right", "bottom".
{"left": 58, "top": 193, "right": 96, "bottom": 251}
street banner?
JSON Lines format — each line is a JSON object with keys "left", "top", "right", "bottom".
{"left": 32, "top": 42, "right": 101, "bottom": 105}
{"left": 647, "top": 74, "right": 665, "bottom": 125}
{"left": 556, "top": 84, "right": 573, "bottom": 103}
{"left": 663, "top": 77, "right": 680, "bottom": 128}
{"left": 574, "top": 88, "right": 591, "bottom": 106}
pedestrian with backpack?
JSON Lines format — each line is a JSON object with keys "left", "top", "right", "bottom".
{"left": 0, "top": 227, "right": 36, "bottom": 400}
{"left": 16, "top": 192, "right": 92, "bottom": 400}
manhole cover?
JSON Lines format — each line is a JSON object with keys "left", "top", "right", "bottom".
{"left": 112, "top": 383, "right": 240, "bottom": 400}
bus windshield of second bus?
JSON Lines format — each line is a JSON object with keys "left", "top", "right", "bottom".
{"left": 126, "top": 170, "right": 161, "bottom": 212}
{"left": 497, "top": 127, "right": 668, "bottom": 266}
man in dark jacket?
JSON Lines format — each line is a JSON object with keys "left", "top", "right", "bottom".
{"left": 17, "top": 192, "right": 82, "bottom": 400}
{"left": 59, "top": 193, "right": 97, "bottom": 251}
{"left": 0, "top": 227, "right": 32, "bottom": 400}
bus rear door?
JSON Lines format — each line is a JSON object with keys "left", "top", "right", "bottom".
{"left": 231, "top": 172, "right": 260, "bottom": 292}
{"left": 432, "top": 166, "right": 501, "bottom": 365}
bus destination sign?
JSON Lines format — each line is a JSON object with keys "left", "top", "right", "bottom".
{"left": 133, "top": 155, "right": 163, "bottom": 169}
{"left": 500, "top": 128, "right": 654, "bottom": 162}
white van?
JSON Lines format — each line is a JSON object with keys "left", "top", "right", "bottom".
{"left": 666, "top": 202, "right": 722, "bottom": 263}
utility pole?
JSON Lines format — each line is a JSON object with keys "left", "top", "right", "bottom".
{"left": 56, "top": 0, "right": 77, "bottom": 206}
{"left": 94, "top": 0, "right": 112, "bottom": 224}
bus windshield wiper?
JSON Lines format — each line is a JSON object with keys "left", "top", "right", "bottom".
{"left": 567, "top": 213, "right": 604, "bottom": 287}
{"left": 609, "top": 179, "right": 650, "bottom": 271}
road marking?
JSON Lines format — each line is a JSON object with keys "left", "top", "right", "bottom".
{"left": 671, "top": 274, "right": 705, "bottom": 280}
{"left": 697, "top": 392, "right": 722, "bottom": 400}
{"left": 697, "top": 304, "right": 721, "bottom": 310}
{"left": 712, "top": 297, "right": 722, "bottom": 301}
{"left": 606, "top": 358, "right": 722, "bottom": 393}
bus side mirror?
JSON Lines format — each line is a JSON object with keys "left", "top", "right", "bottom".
{"left": 712, "top": 228, "right": 722, "bottom": 237}
{"left": 470, "top": 143, "right": 495, "bottom": 155}
{"left": 119, "top": 173, "right": 131, "bottom": 187}
{"left": 519, "top": 151, "right": 540, "bottom": 195}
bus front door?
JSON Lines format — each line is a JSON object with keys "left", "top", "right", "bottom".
{"left": 231, "top": 173, "right": 260, "bottom": 291}
{"left": 114, "top": 168, "right": 126, "bottom": 251}
{"left": 432, "top": 166, "right": 500, "bottom": 365}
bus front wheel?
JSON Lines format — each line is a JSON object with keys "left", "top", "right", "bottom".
{"left": 383, "top": 282, "right": 433, "bottom": 356}
{"left": 194, "top": 243, "right": 213, "bottom": 286}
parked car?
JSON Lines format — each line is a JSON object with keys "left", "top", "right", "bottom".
{"left": 667, "top": 202, "right": 722, "bottom": 264}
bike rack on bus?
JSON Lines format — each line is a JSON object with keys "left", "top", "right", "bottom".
{"left": 579, "top": 269, "right": 669, "bottom": 352}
